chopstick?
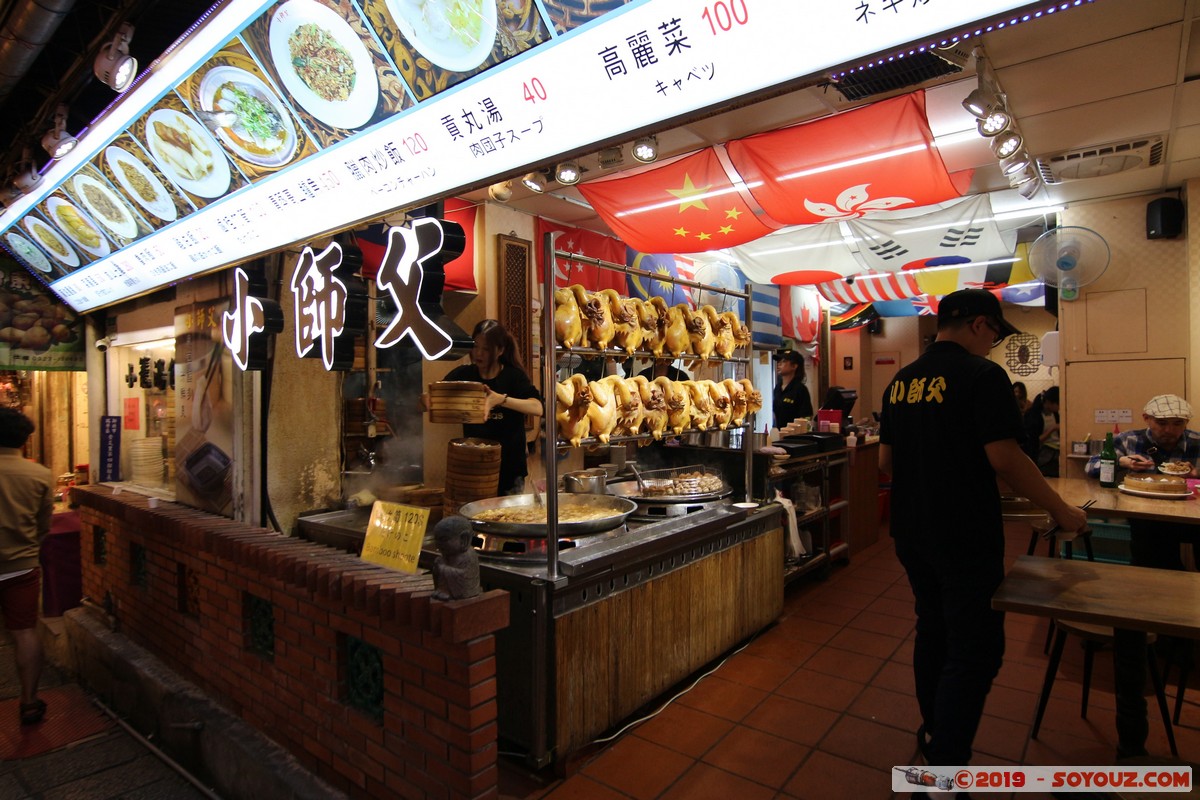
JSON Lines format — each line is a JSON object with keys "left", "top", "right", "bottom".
{"left": 1039, "top": 499, "right": 1096, "bottom": 540}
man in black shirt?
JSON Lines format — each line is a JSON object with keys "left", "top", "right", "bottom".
{"left": 772, "top": 350, "right": 812, "bottom": 428}
{"left": 880, "top": 289, "right": 1086, "bottom": 770}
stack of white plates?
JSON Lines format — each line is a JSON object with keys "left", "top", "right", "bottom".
{"left": 129, "top": 438, "right": 164, "bottom": 484}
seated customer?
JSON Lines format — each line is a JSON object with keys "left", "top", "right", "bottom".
{"left": 1085, "top": 393, "right": 1200, "bottom": 569}
{"left": 1023, "top": 387, "right": 1060, "bottom": 477}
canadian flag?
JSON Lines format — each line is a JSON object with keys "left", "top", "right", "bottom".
{"left": 780, "top": 285, "right": 822, "bottom": 344}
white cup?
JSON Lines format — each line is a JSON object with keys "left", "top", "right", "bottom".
{"left": 147, "top": 497, "right": 159, "bottom": 509}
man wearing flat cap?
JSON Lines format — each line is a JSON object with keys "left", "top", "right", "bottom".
{"left": 1086, "top": 392, "right": 1200, "bottom": 568}
{"left": 772, "top": 349, "right": 813, "bottom": 428}
{"left": 879, "top": 289, "right": 1087, "bottom": 770}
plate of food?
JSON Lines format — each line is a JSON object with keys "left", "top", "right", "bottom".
{"left": 1158, "top": 461, "right": 1193, "bottom": 475}
{"left": 268, "top": 0, "right": 379, "bottom": 130}
{"left": 1118, "top": 485, "right": 1193, "bottom": 500}
{"left": 46, "top": 197, "right": 109, "bottom": 257}
{"left": 105, "top": 145, "right": 177, "bottom": 222}
{"left": 22, "top": 216, "right": 77, "bottom": 268}
{"left": 72, "top": 174, "right": 138, "bottom": 239}
{"left": 144, "top": 108, "right": 231, "bottom": 198}
{"left": 386, "top": 0, "right": 497, "bottom": 73}
{"left": 5, "top": 232, "right": 54, "bottom": 273}
{"left": 1121, "top": 473, "right": 1192, "bottom": 499}
{"left": 198, "top": 65, "right": 298, "bottom": 168}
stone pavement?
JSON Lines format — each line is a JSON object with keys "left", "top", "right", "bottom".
{"left": 0, "top": 630, "right": 216, "bottom": 800}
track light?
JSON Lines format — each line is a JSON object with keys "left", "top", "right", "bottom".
{"left": 487, "top": 180, "right": 513, "bottom": 202}
{"left": 977, "top": 108, "right": 1011, "bottom": 137}
{"left": 990, "top": 131, "right": 1023, "bottom": 159}
{"left": 999, "top": 150, "right": 1031, "bottom": 176}
{"left": 94, "top": 22, "right": 137, "bottom": 92}
{"left": 520, "top": 171, "right": 546, "bottom": 193}
{"left": 41, "top": 105, "right": 77, "bottom": 159}
{"left": 632, "top": 136, "right": 658, "bottom": 163}
{"left": 554, "top": 160, "right": 581, "bottom": 185}
{"left": 1016, "top": 177, "right": 1042, "bottom": 200}
{"left": 962, "top": 87, "right": 1000, "bottom": 119}
{"left": 13, "top": 148, "right": 42, "bottom": 194}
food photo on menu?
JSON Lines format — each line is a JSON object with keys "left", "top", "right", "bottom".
{"left": 359, "top": 0, "right": 552, "bottom": 100}
{"left": 17, "top": 211, "right": 82, "bottom": 274}
{"left": 3, "top": 230, "right": 63, "bottom": 279}
{"left": 135, "top": 93, "right": 249, "bottom": 206}
{"left": 63, "top": 163, "right": 154, "bottom": 247}
{"left": 238, "top": 0, "right": 411, "bottom": 147}
{"left": 179, "top": 38, "right": 320, "bottom": 180}
{"left": 101, "top": 134, "right": 195, "bottom": 226}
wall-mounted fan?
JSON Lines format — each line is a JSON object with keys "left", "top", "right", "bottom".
{"left": 1028, "top": 226, "right": 1110, "bottom": 301}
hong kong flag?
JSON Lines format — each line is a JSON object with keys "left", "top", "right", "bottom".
{"left": 726, "top": 91, "right": 969, "bottom": 226}
{"left": 578, "top": 147, "right": 776, "bottom": 255}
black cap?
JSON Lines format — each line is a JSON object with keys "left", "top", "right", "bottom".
{"left": 775, "top": 350, "right": 803, "bottom": 365}
{"left": 937, "top": 289, "right": 1020, "bottom": 339}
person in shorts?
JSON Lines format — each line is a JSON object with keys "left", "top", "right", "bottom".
{"left": 0, "top": 407, "right": 54, "bottom": 725}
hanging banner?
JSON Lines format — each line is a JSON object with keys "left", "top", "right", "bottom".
{"left": 0, "top": 258, "right": 84, "bottom": 371}
{"left": 535, "top": 219, "right": 627, "bottom": 294}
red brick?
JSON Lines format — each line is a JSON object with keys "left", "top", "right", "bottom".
{"left": 403, "top": 683, "right": 447, "bottom": 716}
{"left": 446, "top": 741, "right": 497, "bottom": 778}
{"left": 424, "top": 674, "right": 496, "bottom": 709}
{"left": 385, "top": 768, "right": 424, "bottom": 799}
{"left": 445, "top": 699, "right": 496, "bottom": 732}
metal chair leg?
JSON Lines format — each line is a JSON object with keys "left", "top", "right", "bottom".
{"left": 1147, "top": 647, "right": 1178, "bottom": 757}
{"left": 1081, "top": 641, "right": 1096, "bottom": 719}
{"left": 1033, "top": 629, "right": 1068, "bottom": 740}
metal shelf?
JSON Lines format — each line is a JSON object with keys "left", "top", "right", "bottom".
{"left": 555, "top": 345, "right": 751, "bottom": 364}
{"left": 555, "top": 423, "right": 749, "bottom": 450}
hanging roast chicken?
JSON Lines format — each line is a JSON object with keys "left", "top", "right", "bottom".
{"left": 554, "top": 287, "right": 584, "bottom": 349}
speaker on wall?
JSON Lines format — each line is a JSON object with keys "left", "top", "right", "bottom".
{"left": 1146, "top": 197, "right": 1183, "bottom": 239}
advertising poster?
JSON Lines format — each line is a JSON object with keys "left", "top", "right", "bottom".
{"left": 174, "top": 299, "right": 235, "bottom": 515}
{"left": 0, "top": 258, "right": 84, "bottom": 371}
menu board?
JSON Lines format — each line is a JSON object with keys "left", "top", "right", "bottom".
{"left": 0, "top": 0, "right": 1038, "bottom": 313}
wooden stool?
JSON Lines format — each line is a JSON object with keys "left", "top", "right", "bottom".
{"left": 1032, "top": 619, "right": 1178, "bottom": 757}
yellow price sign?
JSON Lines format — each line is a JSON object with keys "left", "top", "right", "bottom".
{"left": 360, "top": 501, "right": 429, "bottom": 573}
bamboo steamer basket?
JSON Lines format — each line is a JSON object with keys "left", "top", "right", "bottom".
{"left": 429, "top": 381, "right": 488, "bottom": 424}
{"left": 444, "top": 438, "right": 501, "bottom": 515}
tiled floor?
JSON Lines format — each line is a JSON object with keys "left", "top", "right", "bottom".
{"left": 499, "top": 523, "right": 1199, "bottom": 800}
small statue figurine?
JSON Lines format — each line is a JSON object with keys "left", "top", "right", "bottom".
{"left": 431, "top": 517, "right": 481, "bottom": 601}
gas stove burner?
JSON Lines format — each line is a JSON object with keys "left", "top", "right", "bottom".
{"left": 472, "top": 525, "right": 629, "bottom": 561}
{"left": 629, "top": 497, "right": 730, "bottom": 520}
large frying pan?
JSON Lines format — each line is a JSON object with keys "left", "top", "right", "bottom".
{"left": 459, "top": 493, "right": 637, "bottom": 537}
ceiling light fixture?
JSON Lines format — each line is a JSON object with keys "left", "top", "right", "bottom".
{"left": 487, "top": 180, "right": 513, "bottom": 202}
{"left": 41, "top": 105, "right": 78, "bottom": 159}
{"left": 999, "top": 150, "right": 1032, "bottom": 176}
{"left": 961, "top": 86, "right": 1000, "bottom": 119}
{"left": 94, "top": 22, "right": 138, "bottom": 93}
{"left": 520, "top": 171, "right": 547, "bottom": 193}
{"left": 991, "top": 131, "right": 1023, "bottom": 159}
{"left": 13, "top": 147, "right": 42, "bottom": 194}
{"left": 1016, "top": 177, "right": 1043, "bottom": 200}
{"left": 977, "top": 107, "right": 1012, "bottom": 137}
{"left": 631, "top": 135, "right": 658, "bottom": 163}
{"left": 554, "top": 161, "right": 581, "bottom": 185}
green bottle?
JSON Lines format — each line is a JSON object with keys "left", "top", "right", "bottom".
{"left": 1098, "top": 432, "right": 1118, "bottom": 488}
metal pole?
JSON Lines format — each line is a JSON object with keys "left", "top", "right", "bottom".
{"left": 743, "top": 282, "right": 753, "bottom": 503}
{"left": 541, "top": 232, "right": 560, "bottom": 581}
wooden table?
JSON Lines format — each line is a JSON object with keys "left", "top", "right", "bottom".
{"left": 1045, "top": 477, "right": 1199, "bottom": 525}
{"left": 993, "top": 555, "right": 1200, "bottom": 640}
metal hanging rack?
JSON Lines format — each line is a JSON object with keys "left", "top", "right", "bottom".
{"left": 540, "top": 232, "right": 758, "bottom": 579}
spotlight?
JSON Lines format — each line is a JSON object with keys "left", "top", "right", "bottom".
{"left": 94, "top": 22, "right": 137, "bottom": 92}
{"left": 1016, "top": 177, "right": 1042, "bottom": 200}
{"left": 990, "top": 131, "right": 1023, "bottom": 159}
{"left": 977, "top": 108, "right": 1011, "bottom": 137}
{"left": 520, "top": 171, "right": 546, "bottom": 193}
{"left": 961, "top": 87, "right": 1000, "bottom": 119}
{"left": 41, "top": 105, "right": 77, "bottom": 159}
{"left": 631, "top": 135, "right": 658, "bottom": 163}
{"left": 487, "top": 180, "right": 513, "bottom": 202}
{"left": 999, "top": 150, "right": 1031, "bottom": 176}
{"left": 13, "top": 148, "right": 42, "bottom": 194}
{"left": 554, "top": 160, "right": 581, "bottom": 185}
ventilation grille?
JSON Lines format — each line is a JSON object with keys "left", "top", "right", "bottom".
{"left": 1035, "top": 136, "right": 1165, "bottom": 184}
{"left": 828, "top": 51, "right": 966, "bottom": 102}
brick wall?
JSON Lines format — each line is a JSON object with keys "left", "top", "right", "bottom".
{"left": 73, "top": 486, "right": 508, "bottom": 800}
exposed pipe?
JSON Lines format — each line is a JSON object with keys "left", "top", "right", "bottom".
{"left": 0, "top": 0, "right": 78, "bottom": 105}
{"left": 91, "top": 697, "right": 224, "bottom": 800}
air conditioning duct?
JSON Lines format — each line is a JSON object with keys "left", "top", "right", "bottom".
{"left": 1035, "top": 136, "right": 1165, "bottom": 184}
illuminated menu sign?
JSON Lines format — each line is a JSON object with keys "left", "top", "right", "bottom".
{"left": 0, "top": 0, "right": 1042, "bottom": 313}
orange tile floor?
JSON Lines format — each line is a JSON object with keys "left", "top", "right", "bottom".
{"left": 498, "top": 523, "right": 1199, "bottom": 800}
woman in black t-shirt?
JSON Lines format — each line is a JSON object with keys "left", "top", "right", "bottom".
{"left": 440, "top": 320, "right": 543, "bottom": 496}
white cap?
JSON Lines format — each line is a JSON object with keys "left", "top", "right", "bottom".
{"left": 1143, "top": 394, "right": 1193, "bottom": 420}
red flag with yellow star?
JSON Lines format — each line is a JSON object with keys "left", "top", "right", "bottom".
{"left": 578, "top": 148, "right": 775, "bottom": 254}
